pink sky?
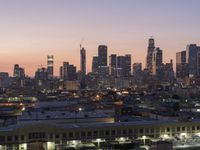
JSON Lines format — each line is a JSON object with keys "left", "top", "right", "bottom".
{"left": 0, "top": 0, "right": 200, "bottom": 76}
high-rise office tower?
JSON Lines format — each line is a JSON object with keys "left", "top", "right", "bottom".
{"left": 176, "top": 51, "right": 187, "bottom": 78}
{"left": 116, "top": 56, "right": 125, "bottom": 77}
{"left": 67, "top": 65, "right": 77, "bottom": 81}
{"left": 98, "top": 45, "right": 107, "bottom": 67}
{"left": 115, "top": 55, "right": 131, "bottom": 77}
{"left": 152, "top": 47, "right": 163, "bottom": 76}
{"left": 133, "top": 63, "right": 142, "bottom": 77}
{"left": 124, "top": 54, "right": 131, "bottom": 77}
{"left": 62, "top": 62, "right": 69, "bottom": 80}
{"left": 80, "top": 47, "right": 86, "bottom": 75}
{"left": 59, "top": 66, "right": 63, "bottom": 79}
{"left": 98, "top": 66, "right": 109, "bottom": 78}
{"left": 47, "top": 55, "right": 54, "bottom": 79}
{"left": 13, "top": 64, "right": 25, "bottom": 78}
{"left": 186, "top": 44, "right": 198, "bottom": 77}
{"left": 109, "top": 54, "right": 117, "bottom": 76}
{"left": 146, "top": 38, "right": 155, "bottom": 73}
{"left": 35, "top": 67, "right": 48, "bottom": 81}
{"left": 0, "top": 72, "right": 10, "bottom": 88}
{"left": 163, "top": 59, "right": 175, "bottom": 81}
{"left": 61, "top": 62, "right": 77, "bottom": 81}
{"left": 92, "top": 56, "right": 98, "bottom": 74}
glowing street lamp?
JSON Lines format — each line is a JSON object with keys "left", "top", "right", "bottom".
{"left": 97, "top": 139, "right": 101, "bottom": 147}
{"left": 78, "top": 107, "right": 82, "bottom": 112}
{"left": 142, "top": 136, "right": 146, "bottom": 145}
{"left": 95, "top": 94, "right": 100, "bottom": 101}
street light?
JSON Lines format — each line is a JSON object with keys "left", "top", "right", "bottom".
{"left": 75, "top": 107, "right": 83, "bottom": 123}
{"left": 142, "top": 136, "right": 146, "bottom": 146}
{"left": 180, "top": 133, "right": 187, "bottom": 140}
{"left": 97, "top": 139, "right": 101, "bottom": 147}
{"left": 78, "top": 107, "right": 82, "bottom": 112}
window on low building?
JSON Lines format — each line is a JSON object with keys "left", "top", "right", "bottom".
{"left": 93, "top": 131, "right": 98, "bottom": 136}
{"left": 123, "top": 129, "right": 127, "bottom": 135}
{"left": 69, "top": 132, "right": 73, "bottom": 138}
{"left": 87, "top": 131, "right": 92, "bottom": 137}
{"left": 139, "top": 129, "right": 143, "bottom": 134}
{"left": 7, "top": 136, "right": 12, "bottom": 142}
{"left": 112, "top": 130, "right": 116, "bottom": 135}
{"left": 21, "top": 135, "right": 24, "bottom": 141}
{"left": 105, "top": 130, "right": 110, "bottom": 136}
{"left": 167, "top": 128, "right": 170, "bottom": 132}
{"left": 192, "top": 126, "right": 195, "bottom": 131}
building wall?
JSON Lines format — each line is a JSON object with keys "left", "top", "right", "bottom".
{"left": 0, "top": 121, "right": 200, "bottom": 145}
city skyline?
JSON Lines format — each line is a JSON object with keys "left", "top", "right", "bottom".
{"left": 0, "top": 0, "right": 200, "bottom": 76}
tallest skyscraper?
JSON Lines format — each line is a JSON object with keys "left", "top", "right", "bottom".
{"left": 146, "top": 38, "right": 155, "bottom": 73}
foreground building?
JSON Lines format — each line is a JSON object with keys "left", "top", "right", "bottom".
{"left": 0, "top": 118, "right": 200, "bottom": 150}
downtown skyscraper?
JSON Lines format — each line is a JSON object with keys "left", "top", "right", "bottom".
{"left": 80, "top": 47, "right": 86, "bottom": 75}
{"left": 186, "top": 44, "right": 199, "bottom": 77}
{"left": 47, "top": 55, "right": 54, "bottom": 79}
{"left": 98, "top": 45, "right": 108, "bottom": 67}
{"left": 146, "top": 38, "right": 155, "bottom": 73}
{"left": 176, "top": 51, "right": 187, "bottom": 78}
{"left": 98, "top": 45, "right": 109, "bottom": 78}
{"left": 152, "top": 47, "right": 163, "bottom": 76}
{"left": 109, "top": 54, "right": 117, "bottom": 76}
{"left": 92, "top": 56, "right": 98, "bottom": 74}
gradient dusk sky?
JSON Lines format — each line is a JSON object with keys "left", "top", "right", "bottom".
{"left": 0, "top": 0, "right": 200, "bottom": 76}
